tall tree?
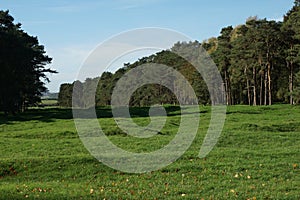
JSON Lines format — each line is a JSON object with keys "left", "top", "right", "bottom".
{"left": 230, "top": 19, "right": 284, "bottom": 105}
{"left": 282, "top": 1, "right": 300, "bottom": 104}
{"left": 258, "top": 20, "right": 283, "bottom": 105}
{"left": 0, "top": 10, "right": 56, "bottom": 114}
{"left": 212, "top": 26, "right": 233, "bottom": 105}
{"left": 230, "top": 24, "right": 253, "bottom": 105}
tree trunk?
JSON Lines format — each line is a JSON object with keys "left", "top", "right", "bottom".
{"left": 258, "top": 58, "right": 263, "bottom": 106}
{"left": 224, "top": 70, "right": 231, "bottom": 105}
{"left": 289, "top": 62, "right": 294, "bottom": 105}
{"left": 267, "top": 62, "right": 272, "bottom": 105}
{"left": 228, "top": 84, "right": 232, "bottom": 105}
{"left": 253, "top": 67, "right": 257, "bottom": 106}
{"left": 260, "top": 74, "right": 263, "bottom": 106}
{"left": 21, "top": 100, "right": 25, "bottom": 113}
{"left": 247, "top": 79, "right": 251, "bottom": 106}
{"left": 264, "top": 71, "right": 268, "bottom": 106}
{"left": 245, "top": 66, "right": 251, "bottom": 106}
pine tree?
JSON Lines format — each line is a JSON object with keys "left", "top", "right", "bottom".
{"left": 0, "top": 10, "right": 56, "bottom": 114}
{"left": 282, "top": 1, "right": 300, "bottom": 104}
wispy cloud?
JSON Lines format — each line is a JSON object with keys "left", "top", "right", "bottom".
{"left": 47, "top": 0, "right": 163, "bottom": 12}
{"left": 22, "top": 20, "right": 56, "bottom": 26}
{"left": 48, "top": 1, "right": 105, "bottom": 13}
{"left": 49, "top": 5, "right": 80, "bottom": 13}
{"left": 116, "top": 4, "right": 139, "bottom": 10}
{"left": 114, "top": 0, "right": 163, "bottom": 10}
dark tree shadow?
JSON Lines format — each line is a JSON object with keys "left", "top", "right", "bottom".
{"left": 0, "top": 105, "right": 208, "bottom": 124}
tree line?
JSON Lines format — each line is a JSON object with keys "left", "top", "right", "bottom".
{"left": 58, "top": 1, "right": 300, "bottom": 107}
{"left": 0, "top": 10, "right": 56, "bottom": 114}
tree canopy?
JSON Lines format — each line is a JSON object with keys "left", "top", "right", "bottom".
{"left": 0, "top": 10, "right": 56, "bottom": 114}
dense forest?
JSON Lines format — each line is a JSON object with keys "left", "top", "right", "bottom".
{"left": 58, "top": 1, "right": 300, "bottom": 107}
{"left": 0, "top": 10, "right": 56, "bottom": 114}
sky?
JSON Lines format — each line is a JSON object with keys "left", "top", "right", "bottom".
{"left": 1, "top": 0, "right": 295, "bottom": 92}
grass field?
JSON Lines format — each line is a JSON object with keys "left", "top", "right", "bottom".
{"left": 39, "top": 99, "right": 58, "bottom": 107}
{"left": 0, "top": 105, "right": 299, "bottom": 199}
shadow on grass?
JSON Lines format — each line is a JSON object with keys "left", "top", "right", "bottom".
{"left": 95, "top": 105, "right": 206, "bottom": 118}
{"left": 240, "top": 122, "right": 300, "bottom": 132}
{"left": 226, "top": 110, "right": 261, "bottom": 115}
{"left": 0, "top": 105, "right": 205, "bottom": 124}
{"left": 0, "top": 108, "right": 73, "bottom": 124}
{"left": 226, "top": 105, "right": 278, "bottom": 115}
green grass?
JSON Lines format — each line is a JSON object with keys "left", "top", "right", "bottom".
{"left": 41, "top": 99, "right": 58, "bottom": 105}
{"left": 0, "top": 105, "right": 299, "bottom": 199}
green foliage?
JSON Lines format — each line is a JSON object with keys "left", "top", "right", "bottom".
{"left": 58, "top": 83, "right": 73, "bottom": 107}
{"left": 59, "top": 45, "right": 210, "bottom": 108}
{"left": 293, "top": 71, "right": 300, "bottom": 103}
{"left": 212, "top": 26, "right": 233, "bottom": 105}
{"left": 282, "top": 1, "right": 300, "bottom": 104}
{"left": 0, "top": 10, "right": 56, "bottom": 114}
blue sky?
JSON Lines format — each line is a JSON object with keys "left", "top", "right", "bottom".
{"left": 1, "top": 0, "right": 295, "bottom": 92}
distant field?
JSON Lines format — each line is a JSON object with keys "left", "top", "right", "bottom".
{"left": 41, "top": 99, "right": 58, "bottom": 106}
{"left": 0, "top": 105, "right": 299, "bottom": 199}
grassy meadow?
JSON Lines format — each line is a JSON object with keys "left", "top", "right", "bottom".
{"left": 0, "top": 105, "right": 299, "bottom": 199}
